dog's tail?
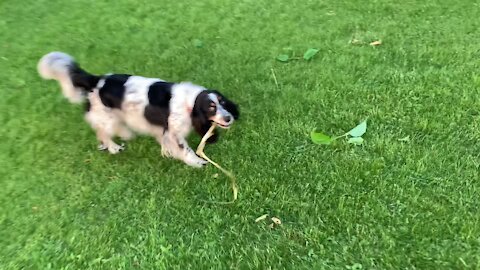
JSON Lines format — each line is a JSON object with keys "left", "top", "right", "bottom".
{"left": 38, "top": 52, "right": 100, "bottom": 103}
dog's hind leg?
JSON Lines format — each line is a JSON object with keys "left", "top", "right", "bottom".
{"left": 85, "top": 110, "right": 125, "bottom": 154}
{"left": 95, "top": 129, "right": 124, "bottom": 154}
{"left": 115, "top": 124, "right": 134, "bottom": 141}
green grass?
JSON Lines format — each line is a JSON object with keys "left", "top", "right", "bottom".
{"left": 1, "top": 0, "right": 480, "bottom": 268}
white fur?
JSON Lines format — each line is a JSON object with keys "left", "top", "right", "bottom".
{"left": 208, "top": 93, "right": 234, "bottom": 127}
{"left": 85, "top": 76, "right": 207, "bottom": 167}
{"left": 37, "top": 51, "right": 226, "bottom": 168}
{"left": 169, "top": 82, "right": 205, "bottom": 137}
{"left": 84, "top": 90, "right": 126, "bottom": 154}
{"left": 38, "top": 52, "right": 84, "bottom": 103}
{"left": 121, "top": 76, "right": 163, "bottom": 134}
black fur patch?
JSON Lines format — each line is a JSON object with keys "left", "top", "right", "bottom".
{"left": 192, "top": 91, "right": 218, "bottom": 143}
{"left": 144, "top": 81, "right": 173, "bottom": 128}
{"left": 208, "top": 90, "right": 240, "bottom": 119}
{"left": 98, "top": 74, "right": 131, "bottom": 108}
{"left": 84, "top": 100, "right": 91, "bottom": 112}
{"left": 70, "top": 64, "right": 100, "bottom": 92}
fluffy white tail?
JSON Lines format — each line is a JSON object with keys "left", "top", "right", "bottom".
{"left": 38, "top": 52, "right": 97, "bottom": 103}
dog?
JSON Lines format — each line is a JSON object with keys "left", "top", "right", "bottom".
{"left": 37, "top": 52, "right": 239, "bottom": 167}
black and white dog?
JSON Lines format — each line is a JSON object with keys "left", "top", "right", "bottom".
{"left": 38, "top": 52, "right": 239, "bottom": 167}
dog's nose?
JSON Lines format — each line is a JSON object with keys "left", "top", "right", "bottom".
{"left": 224, "top": 115, "right": 232, "bottom": 122}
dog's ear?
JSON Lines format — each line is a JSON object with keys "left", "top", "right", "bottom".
{"left": 209, "top": 90, "right": 240, "bottom": 120}
{"left": 222, "top": 98, "right": 239, "bottom": 120}
{"left": 191, "top": 103, "right": 219, "bottom": 143}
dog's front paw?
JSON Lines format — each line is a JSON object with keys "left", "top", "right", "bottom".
{"left": 108, "top": 143, "right": 125, "bottom": 154}
{"left": 185, "top": 155, "right": 208, "bottom": 168}
{"left": 98, "top": 143, "right": 108, "bottom": 151}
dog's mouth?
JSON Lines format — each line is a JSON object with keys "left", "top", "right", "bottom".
{"left": 210, "top": 119, "right": 233, "bottom": 129}
{"left": 214, "top": 121, "right": 232, "bottom": 129}
{"left": 210, "top": 113, "right": 234, "bottom": 129}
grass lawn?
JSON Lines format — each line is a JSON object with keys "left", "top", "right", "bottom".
{"left": 1, "top": 0, "right": 480, "bottom": 268}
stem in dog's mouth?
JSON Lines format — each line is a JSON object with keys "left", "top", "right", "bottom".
{"left": 196, "top": 123, "right": 238, "bottom": 204}
{"left": 213, "top": 121, "right": 232, "bottom": 129}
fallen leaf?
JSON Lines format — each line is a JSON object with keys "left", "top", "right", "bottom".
{"left": 350, "top": 38, "right": 363, "bottom": 45}
{"left": 303, "top": 48, "right": 319, "bottom": 60}
{"left": 398, "top": 135, "right": 410, "bottom": 142}
{"left": 351, "top": 263, "right": 363, "bottom": 270}
{"left": 348, "top": 137, "right": 364, "bottom": 145}
{"left": 271, "top": 68, "right": 280, "bottom": 89}
{"left": 310, "top": 131, "right": 333, "bottom": 145}
{"left": 271, "top": 217, "right": 282, "bottom": 225}
{"left": 369, "top": 40, "right": 382, "bottom": 46}
{"left": 268, "top": 223, "right": 275, "bottom": 229}
{"left": 347, "top": 120, "right": 367, "bottom": 137}
{"left": 193, "top": 39, "right": 204, "bottom": 48}
{"left": 255, "top": 214, "right": 268, "bottom": 223}
{"left": 14, "top": 79, "right": 26, "bottom": 87}
{"left": 276, "top": 54, "right": 289, "bottom": 62}
{"left": 212, "top": 173, "right": 219, "bottom": 178}
{"left": 32, "top": 206, "right": 38, "bottom": 211}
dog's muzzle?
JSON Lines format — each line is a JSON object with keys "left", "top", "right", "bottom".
{"left": 212, "top": 113, "right": 234, "bottom": 129}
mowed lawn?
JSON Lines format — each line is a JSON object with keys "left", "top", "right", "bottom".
{"left": 1, "top": 0, "right": 480, "bottom": 268}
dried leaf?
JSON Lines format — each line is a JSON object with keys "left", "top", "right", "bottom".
{"left": 276, "top": 54, "right": 289, "bottom": 62}
{"left": 268, "top": 223, "right": 275, "bottom": 229}
{"left": 255, "top": 214, "right": 269, "bottom": 223}
{"left": 350, "top": 38, "right": 363, "bottom": 45}
{"left": 271, "top": 217, "right": 282, "bottom": 225}
{"left": 351, "top": 263, "right": 363, "bottom": 270}
{"left": 369, "top": 40, "right": 382, "bottom": 46}
{"left": 271, "top": 68, "right": 280, "bottom": 89}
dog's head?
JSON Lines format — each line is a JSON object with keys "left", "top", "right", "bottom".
{"left": 191, "top": 89, "right": 239, "bottom": 143}
{"left": 192, "top": 90, "right": 239, "bottom": 129}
